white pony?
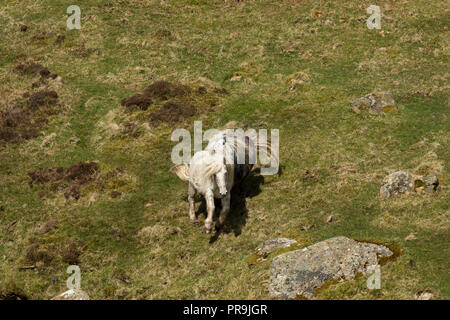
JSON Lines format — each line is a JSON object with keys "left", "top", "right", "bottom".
{"left": 172, "top": 130, "right": 270, "bottom": 233}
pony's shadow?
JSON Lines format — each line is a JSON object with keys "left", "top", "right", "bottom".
{"left": 195, "top": 170, "right": 265, "bottom": 243}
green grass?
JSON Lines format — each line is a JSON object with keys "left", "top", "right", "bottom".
{"left": 0, "top": 0, "right": 449, "bottom": 299}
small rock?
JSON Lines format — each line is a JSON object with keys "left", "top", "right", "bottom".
{"left": 380, "top": 171, "right": 439, "bottom": 198}
{"left": 269, "top": 236, "right": 393, "bottom": 299}
{"left": 256, "top": 238, "right": 297, "bottom": 256}
{"left": 20, "top": 25, "right": 28, "bottom": 32}
{"left": 350, "top": 97, "right": 371, "bottom": 114}
{"left": 326, "top": 215, "right": 334, "bottom": 223}
{"left": 380, "top": 171, "right": 413, "bottom": 198}
{"left": 51, "top": 289, "right": 89, "bottom": 300}
{"left": 350, "top": 90, "right": 397, "bottom": 114}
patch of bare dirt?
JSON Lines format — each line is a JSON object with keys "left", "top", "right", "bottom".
{"left": 60, "top": 242, "right": 81, "bottom": 265}
{"left": 121, "top": 94, "right": 153, "bottom": 111}
{"left": 14, "top": 60, "right": 60, "bottom": 90}
{"left": 1, "top": 61, "right": 63, "bottom": 145}
{"left": 14, "top": 61, "right": 58, "bottom": 80}
{"left": 144, "top": 80, "right": 190, "bottom": 100}
{"left": 28, "top": 162, "right": 99, "bottom": 200}
{"left": 119, "top": 80, "right": 228, "bottom": 130}
{"left": 0, "top": 107, "right": 38, "bottom": 143}
{"left": 148, "top": 101, "right": 196, "bottom": 127}
{"left": 25, "top": 244, "right": 55, "bottom": 264}
{"left": 121, "top": 80, "right": 190, "bottom": 111}
{"left": 27, "top": 90, "right": 58, "bottom": 109}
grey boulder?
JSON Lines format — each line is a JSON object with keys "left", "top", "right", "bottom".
{"left": 350, "top": 90, "right": 397, "bottom": 114}
{"left": 380, "top": 171, "right": 439, "bottom": 198}
{"left": 269, "top": 236, "right": 393, "bottom": 299}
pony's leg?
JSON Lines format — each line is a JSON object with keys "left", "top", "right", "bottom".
{"left": 218, "top": 193, "right": 231, "bottom": 228}
{"left": 204, "top": 191, "right": 215, "bottom": 233}
{"left": 188, "top": 182, "right": 197, "bottom": 225}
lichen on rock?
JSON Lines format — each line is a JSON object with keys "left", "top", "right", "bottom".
{"left": 268, "top": 236, "right": 394, "bottom": 299}
{"left": 350, "top": 90, "right": 398, "bottom": 114}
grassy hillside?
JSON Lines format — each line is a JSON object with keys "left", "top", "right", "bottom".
{"left": 0, "top": 0, "right": 448, "bottom": 299}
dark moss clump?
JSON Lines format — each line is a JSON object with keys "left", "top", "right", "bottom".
{"left": 0, "top": 77, "right": 61, "bottom": 144}
{"left": 148, "top": 101, "right": 196, "bottom": 127}
{"left": 65, "top": 162, "right": 99, "bottom": 184}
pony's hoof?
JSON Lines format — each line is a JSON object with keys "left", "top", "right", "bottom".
{"left": 205, "top": 228, "right": 211, "bottom": 234}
